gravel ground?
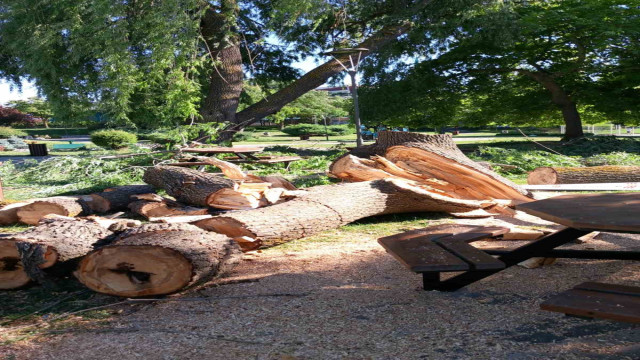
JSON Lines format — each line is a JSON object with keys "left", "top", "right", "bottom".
{"left": 3, "top": 213, "right": 639, "bottom": 360}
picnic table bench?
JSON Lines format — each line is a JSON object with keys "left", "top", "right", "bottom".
{"left": 380, "top": 193, "right": 640, "bottom": 291}
{"left": 541, "top": 281, "right": 640, "bottom": 323}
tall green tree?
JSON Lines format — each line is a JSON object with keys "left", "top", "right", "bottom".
{"left": 6, "top": 97, "right": 53, "bottom": 127}
{"left": 361, "top": 0, "right": 639, "bottom": 139}
{"left": 1, "top": 0, "right": 469, "bottom": 139}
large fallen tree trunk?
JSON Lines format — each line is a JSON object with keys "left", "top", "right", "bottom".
{"left": 143, "top": 166, "right": 235, "bottom": 206}
{"left": 0, "top": 218, "right": 113, "bottom": 289}
{"left": 527, "top": 166, "right": 640, "bottom": 185}
{"left": 195, "top": 179, "right": 494, "bottom": 247}
{"left": 331, "top": 132, "right": 532, "bottom": 202}
{"left": 75, "top": 223, "right": 242, "bottom": 297}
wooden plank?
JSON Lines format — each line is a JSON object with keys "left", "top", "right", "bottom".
{"left": 377, "top": 224, "right": 490, "bottom": 244}
{"left": 378, "top": 235, "right": 469, "bottom": 272}
{"left": 524, "top": 182, "right": 640, "bottom": 191}
{"left": 541, "top": 288, "right": 640, "bottom": 323}
{"left": 516, "top": 192, "right": 640, "bottom": 232}
{"left": 435, "top": 238, "right": 505, "bottom": 270}
{"left": 574, "top": 282, "right": 640, "bottom": 297}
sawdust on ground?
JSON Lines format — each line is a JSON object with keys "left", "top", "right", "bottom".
{"left": 3, "top": 211, "right": 639, "bottom": 360}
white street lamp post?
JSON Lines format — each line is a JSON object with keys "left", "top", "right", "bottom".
{"left": 324, "top": 48, "right": 368, "bottom": 147}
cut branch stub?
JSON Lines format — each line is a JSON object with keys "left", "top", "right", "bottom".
{"left": 76, "top": 223, "right": 242, "bottom": 297}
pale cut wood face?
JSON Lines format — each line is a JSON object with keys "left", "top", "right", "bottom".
{"left": 516, "top": 192, "right": 640, "bottom": 232}
{"left": 77, "top": 246, "right": 193, "bottom": 297}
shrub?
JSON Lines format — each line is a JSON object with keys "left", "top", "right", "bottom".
{"left": 0, "top": 127, "right": 27, "bottom": 138}
{"left": 0, "top": 136, "right": 29, "bottom": 150}
{"left": 232, "top": 132, "right": 255, "bottom": 142}
{"left": 90, "top": 130, "right": 138, "bottom": 149}
{"left": 282, "top": 124, "right": 323, "bottom": 136}
{"left": 327, "top": 125, "right": 355, "bottom": 135}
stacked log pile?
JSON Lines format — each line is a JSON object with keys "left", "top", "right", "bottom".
{"left": 0, "top": 132, "right": 544, "bottom": 297}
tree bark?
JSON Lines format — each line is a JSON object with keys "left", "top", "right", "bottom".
{"left": 128, "top": 200, "right": 209, "bottom": 219}
{"left": 88, "top": 185, "right": 155, "bottom": 213}
{"left": 143, "top": 166, "right": 235, "bottom": 206}
{"left": 76, "top": 223, "right": 242, "bottom": 297}
{"left": 0, "top": 218, "right": 113, "bottom": 289}
{"left": 199, "top": 2, "right": 243, "bottom": 124}
{"left": 194, "top": 179, "right": 494, "bottom": 247}
{"left": 528, "top": 166, "right": 640, "bottom": 185}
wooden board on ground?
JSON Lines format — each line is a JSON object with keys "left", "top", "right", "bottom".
{"left": 540, "top": 282, "right": 640, "bottom": 323}
{"left": 516, "top": 192, "right": 640, "bottom": 232}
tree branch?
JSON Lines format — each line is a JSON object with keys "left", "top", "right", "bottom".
{"left": 225, "top": 0, "right": 435, "bottom": 135}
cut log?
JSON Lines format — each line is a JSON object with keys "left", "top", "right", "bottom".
{"left": 195, "top": 179, "right": 494, "bottom": 247}
{"left": 88, "top": 185, "right": 155, "bottom": 213}
{"left": 16, "top": 196, "right": 88, "bottom": 225}
{"left": 0, "top": 202, "right": 31, "bottom": 225}
{"left": 143, "top": 166, "right": 235, "bottom": 206}
{"left": 128, "top": 200, "right": 209, "bottom": 219}
{"left": 528, "top": 166, "right": 640, "bottom": 185}
{"left": 75, "top": 223, "right": 242, "bottom": 297}
{"left": 0, "top": 218, "right": 113, "bottom": 289}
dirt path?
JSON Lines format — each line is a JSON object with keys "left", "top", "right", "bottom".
{"left": 3, "top": 215, "right": 639, "bottom": 360}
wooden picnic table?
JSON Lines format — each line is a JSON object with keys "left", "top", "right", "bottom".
{"left": 181, "top": 146, "right": 265, "bottom": 161}
{"left": 179, "top": 146, "right": 301, "bottom": 169}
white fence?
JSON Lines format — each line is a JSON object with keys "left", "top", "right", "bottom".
{"left": 560, "top": 124, "right": 637, "bottom": 136}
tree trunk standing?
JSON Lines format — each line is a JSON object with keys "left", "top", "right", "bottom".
{"left": 199, "top": 3, "right": 243, "bottom": 124}
{"left": 521, "top": 70, "right": 584, "bottom": 140}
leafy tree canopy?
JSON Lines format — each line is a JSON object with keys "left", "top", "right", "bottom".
{"left": 360, "top": 0, "right": 639, "bottom": 138}
{"left": 0, "top": 0, "right": 478, "bottom": 134}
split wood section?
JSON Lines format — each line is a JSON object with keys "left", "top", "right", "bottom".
{"left": 329, "top": 132, "right": 532, "bottom": 215}
{"left": 75, "top": 223, "right": 242, "bottom": 297}
{"left": 527, "top": 165, "right": 640, "bottom": 185}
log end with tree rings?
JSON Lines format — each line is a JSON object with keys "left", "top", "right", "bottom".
{"left": 76, "top": 224, "right": 242, "bottom": 297}
{"left": 0, "top": 240, "right": 57, "bottom": 289}
{"left": 527, "top": 167, "right": 557, "bottom": 185}
{"left": 76, "top": 245, "right": 194, "bottom": 297}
